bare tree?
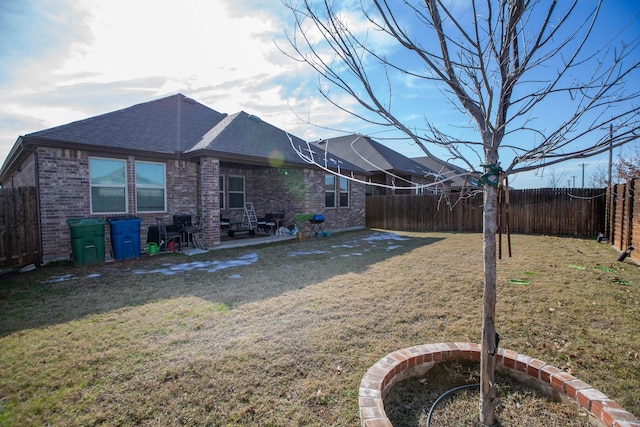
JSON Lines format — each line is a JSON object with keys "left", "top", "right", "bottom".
{"left": 281, "top": 1, "right": 640, "bottom": 424}
{"left": 587, "top": 144, "right": 640, "bottom": 187}
{"left": 588, "top": 164, "right": 610, "bottom": 188}
{"left": 546, "top": 169, "right": 568, "bottom": 189}
{"left": 616, "top": 145, "right": 640, "bottom": 181}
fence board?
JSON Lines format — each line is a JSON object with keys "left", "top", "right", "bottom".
{"left": 0, "top": 187, "right": 39, "bottom": 267}
{"left": 366, "top": 188, "right": 606, "bottom": 237}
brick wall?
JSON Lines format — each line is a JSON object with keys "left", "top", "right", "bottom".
{"left": 4, "top": 153, "right": 37, "bottom": 188}
{"left": 19, "top": 147, "right": 206, "bottom": 263}
{"left": 135, "top": 157, "right": 201, "bottom": 250}
{"left": 6, "top": 148, "right": 366, "bottom": 263}
{"left": 38, "top": 147, "right": 91, "bottom": 262}
{"left": 198, "top": 157, "right": 221, "bottom": 248}
{"left": 219, "top": 165, "right": 366, "bottom": 232}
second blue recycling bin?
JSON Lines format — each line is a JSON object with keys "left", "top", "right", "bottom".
{"left": 108, "top": 217, "right": 142, "bottom": 260}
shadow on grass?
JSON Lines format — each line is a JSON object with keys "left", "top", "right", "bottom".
{"left": 0, "top": 229, "right": 445, "bottom": 337}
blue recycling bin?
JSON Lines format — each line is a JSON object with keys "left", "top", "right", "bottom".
{"left": 108, "top": 217, "right": 142, "bottom": 260}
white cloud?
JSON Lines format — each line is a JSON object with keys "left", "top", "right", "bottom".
{"left": 1, "top": 0, "right": 637, "bottom": 191}
{"left": 0, "top": 0, "right": 343, "bottom": 162}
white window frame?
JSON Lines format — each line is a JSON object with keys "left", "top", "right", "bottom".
{"left": 325, "top": 174, "right": 350, "bottom": 208}
{"left": 219, "top": 175, "right": 225, "bottom": 210}
{"left": 338, "top": 176, "right": 350, "bottom": 207}
{"left": 89, "top": 157, "right": 128, "bottom": 214}
{"left": 135, "top": 161, "right": 166, "bottom": 213}
{"left": 228, "top": 175, "right": 245, "bottom": 209}
{"left": 325, "top": 174, "right": 336, "bottom": 208}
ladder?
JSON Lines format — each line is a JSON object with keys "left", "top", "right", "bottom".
{"left": 242, "top": 202, "right": 258, "bottom": 230}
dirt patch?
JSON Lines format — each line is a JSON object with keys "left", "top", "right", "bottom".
{"left": 384, "top": 360, "right": 591, "bottom": 426}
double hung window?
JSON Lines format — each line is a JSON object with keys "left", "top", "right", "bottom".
{"left": 90, "top": 158, "right": 127, "bottom": 213}
{"left": 135, "top": 161, "right": 166, "bottom": 212}
{"left": 325, "top": 174, "right": 349, "bottom": 208}
{"left": 228, "top": 176, "right": 245, "bottom": 209}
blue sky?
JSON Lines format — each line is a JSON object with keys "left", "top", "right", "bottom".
{"left": 0, "top": 0, "right": 638, "bottom": 188}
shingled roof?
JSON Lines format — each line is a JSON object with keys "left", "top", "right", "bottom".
{"left": 309, "top": 134, "right": 438, "bottom": 177}
{"left": 412, "top": 155, "right": 477, "bottom": 187}
{"left": 0, "top": 94, "right": 367, "bottom": 181}
{"left": 23, "top": 93, "right": 226, "bottom": 154}
{"left": 189, "top": 111, "right": 310, "bottom": 164}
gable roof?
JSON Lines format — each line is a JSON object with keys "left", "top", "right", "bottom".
{"left": 309, "top": 134, "right": 438, "bottom": 177}
{"left": 0, "top": 94, "right": 368, "bottom": 181}
{"left": 188, "top": 111, "right": 308, "bottom": 164}
{"left": 412, "top": 156, "right": 478, "bottom": 187}
{"left": 185, "top": 111, "right": 367, "bottom": 172}
{"left": 24, "top": 93, "right": 227, "bottom": 154}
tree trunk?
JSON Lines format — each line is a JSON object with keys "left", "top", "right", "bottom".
{"left": 480, "top": 183, "right": 498, "bottom": 426}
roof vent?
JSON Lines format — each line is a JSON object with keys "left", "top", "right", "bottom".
{"left": 248, "top": 114, "right": 262, "bottom": 123}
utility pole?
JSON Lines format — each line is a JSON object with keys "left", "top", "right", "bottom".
{"left": 606, "top": 124, "right": 613, "bottom": 240}
{"left": 580, "top": 163, "right": 588, "bottom": 188}
{"left": 572, "top": 175, "right": 576, "bottom": 187}
{"left": 608, "top": 124, "right": 613, "bottom": 186}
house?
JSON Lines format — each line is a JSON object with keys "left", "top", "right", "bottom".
{"left": 412, "top": 155, "right": 478, "bottom": 191}
{"left": 308, "top": 134, "right": 478, "bottom": 194}
{"left": 0, "top": 94, "right": 368, "bottom": 264}
{"left": 309, "top": 134, "right": 450, "bottom": 195}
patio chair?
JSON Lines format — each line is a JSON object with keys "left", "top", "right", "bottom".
{"left": 155, "top": 217, "right": 182, "bottom": 252}
{"left": 262, "top": 211, "right": 285, "bottom": 234}
{"left": 220, "top": 215, "right": 230, "bottom": 232}
{"left": 191, "top": 215, "right": 205, "bottom": 249}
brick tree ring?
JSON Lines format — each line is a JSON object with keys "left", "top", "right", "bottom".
{"left": 358, "top": 342, "right": 640, "bottom": 427}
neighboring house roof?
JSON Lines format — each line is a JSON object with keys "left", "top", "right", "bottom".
{"left": 0, "top": 93, "right": 368, "bottom": 182}
{"left": 309, "top": 134, "right": 438, "bottom": 177}
{"left": 412, "top": 156, "right": 478, "bottom": 187}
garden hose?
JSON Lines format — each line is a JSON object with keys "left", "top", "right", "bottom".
{"left": 426, "top": 383, "right": 480, "bottom": 427}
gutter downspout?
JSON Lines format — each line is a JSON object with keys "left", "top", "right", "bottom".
{"left": 34, "top": 148, "right": 43, "bottom": 265}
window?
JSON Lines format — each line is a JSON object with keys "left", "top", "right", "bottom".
{"left": 365, "top": 184, "right": 374, "bottom": 196}
{"left": 325, "top": 174, "right": 336, "bottom": 208}
{"left": 219, "top": 175, "right": 225, "bottom": 210}
{"left": 135, "top": 161, "right": 166, "bottom": 212}
{"left": 228, "top": 175, "right": 245, "bottom": 209}
{"left": 338, "top": 176, "right": 349, "bottom": 207}
{"left": 90, "top": 157, "right": 127, "bottom": 213}
{"left": 325, "top": 174, "right": 350, "bottom": 208}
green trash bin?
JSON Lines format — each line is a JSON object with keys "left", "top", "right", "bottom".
{"left": 67, "top": 218, "right": 106, "bottom": 266}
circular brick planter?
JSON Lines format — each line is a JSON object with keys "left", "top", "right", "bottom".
{"left": 359, "top": 342, "right": 640, "bottom": 427}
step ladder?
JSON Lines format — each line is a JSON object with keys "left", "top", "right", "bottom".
{"left": 242, "top": 202, "right": 258, "bottom": 230}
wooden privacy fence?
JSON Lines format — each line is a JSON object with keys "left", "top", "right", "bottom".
{"left": 607, "top": 179, "right": 640, "bottom": 263}
{"left": 0, "top": 187, "right": 39, "bottom": 268}
{"left": 366, "top": 188, "right": 607, "bottom": 237}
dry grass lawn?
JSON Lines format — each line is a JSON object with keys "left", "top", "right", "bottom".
{"left": 0, "top": 230, "right": 639, "bottom": 426}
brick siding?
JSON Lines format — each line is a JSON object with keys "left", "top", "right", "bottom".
{"left": 6, "top": 147, "right": 365, "bottom": 263}
{"left": 220, "top": 165, "right": 366, "bottom": 232}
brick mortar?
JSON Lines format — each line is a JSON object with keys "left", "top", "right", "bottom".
{"left": 359, "top": 342, "right": 640, "bottom": 427}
